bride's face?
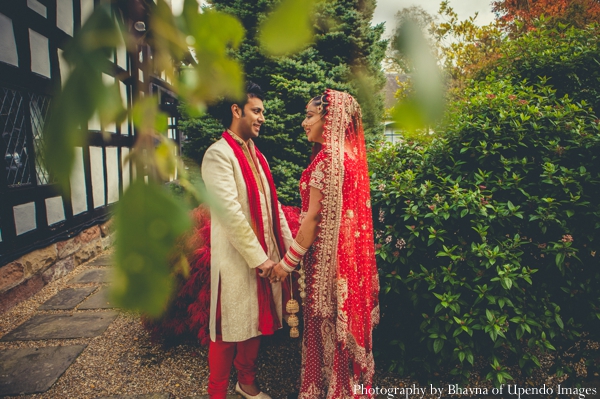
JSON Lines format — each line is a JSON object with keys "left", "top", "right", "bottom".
{"left": 302, "top": 102, "right": 325, "bottom": 144}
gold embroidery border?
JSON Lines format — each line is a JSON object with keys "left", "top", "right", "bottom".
{"left": 310, "top": 90, "right": 353, "bottom": 319}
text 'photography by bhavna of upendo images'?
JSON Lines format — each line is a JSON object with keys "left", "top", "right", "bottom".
{"left": 353, "top": 383, "right": 598, "bottom": 398}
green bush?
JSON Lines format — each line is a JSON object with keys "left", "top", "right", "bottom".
{"left": 370, "top": 76, "right": 600, "bottom": 384}
{"left": 475, "top": 22, "right": 600, "bottom": 116}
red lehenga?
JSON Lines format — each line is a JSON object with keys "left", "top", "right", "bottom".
{"left": 298, "top": 90, "right": 379, "bottom": 399}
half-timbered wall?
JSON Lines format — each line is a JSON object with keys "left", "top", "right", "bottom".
{"left": 0, "top": 0, "right": 180, "bottom": 265}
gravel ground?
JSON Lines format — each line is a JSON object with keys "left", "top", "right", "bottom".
{"left": 2, "top": 252, "right": 600, "bottom": 399}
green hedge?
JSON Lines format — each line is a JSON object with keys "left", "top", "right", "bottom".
{"left": 475, "top": 23, "right": 600, "bottom": 116}
{"left": 370, "top": 75, "right": 600, "bottom": 384}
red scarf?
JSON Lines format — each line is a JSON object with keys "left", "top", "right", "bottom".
{"left": 222, "top": 132, "right": 284, "bottom": 335}
{"left": 315, "top": 90, "right": 379, "bottom": 380}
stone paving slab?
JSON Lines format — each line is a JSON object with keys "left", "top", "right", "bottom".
{"left": 87, "top": 254, "right": 113, "bottom": 266}
{"left": 79, "top": 286, "right": 114, "bottom": 310}
{"left": 0, "top": 345, "right": 86, "bottom": 395}
{"left": 38, "top": 287, "right": 98, "bottom": 310}
{"left": 1, "top": 311, "right": 119, "bottom": 341}
{"left": 95, "top": 394, "right": 171, "bottom": 399}
{"left": 70, "top": 268, "right": 112, "bottom": 284}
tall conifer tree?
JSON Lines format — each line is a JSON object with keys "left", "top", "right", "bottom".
{"left": 181, "top": 0, "right": 386, "bottom": 204}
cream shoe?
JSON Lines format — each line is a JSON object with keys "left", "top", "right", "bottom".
{"left": 235, "top": 381, "right": 272, "bottom": 399}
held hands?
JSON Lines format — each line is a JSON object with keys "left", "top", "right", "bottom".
{"left": 257, "top": 259, "right": 289, "bottom": 283}
{"left": 269, "top": 262, "right": 289, "bottom": 283}
{"left": 257, "top": 259, "right": 276, "bottom": 278}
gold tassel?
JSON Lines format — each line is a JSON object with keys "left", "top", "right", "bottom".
{"left": 286, "top": 299, "right": 299, "bottom": 314}
{"left": 286, "top": 269, "right": 301, "bottom": 338}
{"left": 287, "top": 314, "right": 299, "bottom": 327}
{"left": 290, "top": 326, "right": 299, "bottom": 338}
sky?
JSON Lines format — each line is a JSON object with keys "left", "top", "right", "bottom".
{"left": 169, "top": 0, "right": 205, "bottom": 15}
{"left": 171, "top": 0, "right": 496, "bottom": 30}
{"left": 169, "top": 0, "right": 497, "bottom": 40}
{"left": 373, "top": 0, "right": 496, "bottom": 38}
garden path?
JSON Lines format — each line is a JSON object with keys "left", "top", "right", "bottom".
{"left": 0, "top": 253, "right": 243, "bottom": 399}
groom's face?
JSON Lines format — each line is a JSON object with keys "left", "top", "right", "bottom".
{"left": 234, "top": 96, "right": 265, "bottom": 141}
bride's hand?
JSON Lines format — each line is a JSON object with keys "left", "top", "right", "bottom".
{"left": 269, "top": 263, "right": 289, "bottom": 283}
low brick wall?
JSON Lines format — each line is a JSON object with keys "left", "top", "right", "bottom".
{"left": 0, "top": 221, "right": 113, "bottom": 313}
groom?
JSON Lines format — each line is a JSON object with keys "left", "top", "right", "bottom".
{"left": 201, "top": 81, "right": 293, "bottom": 399}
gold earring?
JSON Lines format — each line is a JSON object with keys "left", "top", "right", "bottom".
{"left": 317, "top": 95, "right": 325, "bottom": 114}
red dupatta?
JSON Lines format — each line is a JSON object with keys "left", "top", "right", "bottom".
{"left": 311, "top": 90, "right": 380, "bottom": 382}
{"left": 222, "top": 132, "right": 284, "bottom": 335}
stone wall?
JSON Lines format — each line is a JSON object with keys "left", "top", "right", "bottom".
{"left": 0, "top": 221, "right": 113, "bottom": 313}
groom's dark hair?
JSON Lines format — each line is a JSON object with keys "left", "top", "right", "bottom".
{"left": 212, "top": 81, "right": 265, "bottom": 129}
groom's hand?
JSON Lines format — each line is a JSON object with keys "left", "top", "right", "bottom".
{"left": 257, "top": 259, "right": 275, "bottom": 278}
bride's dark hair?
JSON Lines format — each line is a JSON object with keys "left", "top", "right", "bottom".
{"left": 308, "top": 93, "right": 329, "bottom": 117}
{"left": 307, "top": 92, "right": 329, "bottom": 161}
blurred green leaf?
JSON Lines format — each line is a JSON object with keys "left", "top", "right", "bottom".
{"left": 392, "top": 18, "right": 445, "bottom": 133}
{"left": 150, "top": 0, "right": 188, "bottom": 85}
{"left": 43, "top": 69, "right": 98, "bottom": 193}
{"left": 258, "top": 0, "right": 314, "bottom": 56}
{"left": 42, "top": 4, "right": 123, "bottom": 192}
{"left": 179, "top": 5, "right": 245, "bottom": 105}
{"left": 155, "top": 139, "right": 178, "bottom": 180}
{"left": 131, "top": 96, "right": 168, "bottom": 133}
{"left": 112, "top": 180, "right": 191, "bottom": 317}
{"left": 63, "top": 4, "right": 124, "bottom": 65}
{"left": 391, "top": 99, "right": 427, "bottom": 133}
{"left": 98, "top": 79, "right": 127, "bottom": 136}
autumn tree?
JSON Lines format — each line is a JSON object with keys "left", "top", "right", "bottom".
{"left": 431, "top": 2, "right": 503, "bottom": 88}
{"left": 493, "top": 0, "right": 600, "bottom": 31}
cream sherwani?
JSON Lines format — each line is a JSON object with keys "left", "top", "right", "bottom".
{"left": 201, "top": 132, "right": 293, "bottom": 342}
